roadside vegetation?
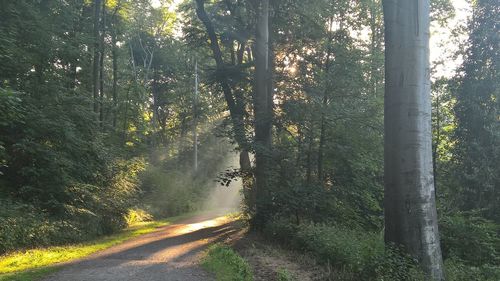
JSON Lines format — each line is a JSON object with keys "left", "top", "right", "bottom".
{"left": 0, "top": 219, "right": 167, "bottom": 281}
{"left": 202, "top": 244, "right": 253, "bottom": 281}
{"left": 263, "top": 218, "right": 500, "bottom": 281}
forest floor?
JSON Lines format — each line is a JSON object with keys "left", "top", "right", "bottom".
{"left": 232, "top": 232, "right": 330, "bottom": 281}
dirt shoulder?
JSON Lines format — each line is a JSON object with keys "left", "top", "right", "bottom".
{"left": 230, "top": 229, "right": 330, "bottom": 281}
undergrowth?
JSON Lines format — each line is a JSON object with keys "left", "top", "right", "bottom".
{"left": 202, "top": 244, "right": 253, "bottom": 281}
{"left": 0, "top": 214, "right": 194, "bottom": 281}
{"left": 263, "top": 217, "right": 500, "bottom": 281}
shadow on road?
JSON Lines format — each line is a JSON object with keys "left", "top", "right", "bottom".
{"left": 42, "top": 215, "right": 241, "bottom": 281}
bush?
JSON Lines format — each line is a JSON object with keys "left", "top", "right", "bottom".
{"left": 0, "top": 158, "right": 145, "bottom": 254}
{"left": 0, "top": 200, "right": 82, "bottom": 254}
{"left": 125, "top": 208, "right": 153, "bottom": 225}
{"left": 263, "top": 218, "right": 425, "bottom": 281}
{"left": 440, "top": 212, "right": 500, "bottom": 266}
{"left": 445, "top": 259, "right": 500, "bottom": 281}
{"left": 202, "top": 244, "right": 253, "bottom": 281}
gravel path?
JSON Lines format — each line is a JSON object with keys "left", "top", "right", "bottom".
{"left": 42, "top": 214, "right": 237, "bottom": 281}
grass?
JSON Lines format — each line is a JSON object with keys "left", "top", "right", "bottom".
{"left": 0, "top": 213, "right": 197, "bottom": 281}
{"left": 202, "top": 244, "right": 253, "bottom": 281}
{"left": 277, "top": 268, "right": 297, "bottom": 281}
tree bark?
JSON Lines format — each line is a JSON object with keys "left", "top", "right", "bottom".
{"left": 317, "top": 35, "right": 333, "bottom": 183}
{"left": 383, "top": 0, "right": 444, "bottom": 279}
{"left": 111, "top": 15, "right": 118, "bottom": 128}
{"left": 432, "top": 89, "right": 440, "bottom": 196}
{"left": 99, "top": 0, "right": 106, "bottom": 125}
{"left": 306, "top": 127, "right": 313, "bottom": 186}
{"left": 92, "top": 0, "right": 102, "bottom": 115}
{"left": 253, "top": 0, "right": 272, "bottom": 226}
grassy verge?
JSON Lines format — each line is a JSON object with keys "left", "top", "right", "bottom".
{"left": 202, "top": 244, "right": 253, "bottom": 281}
{"left": 0, "top": 213, "right": 197, "bottom": 281}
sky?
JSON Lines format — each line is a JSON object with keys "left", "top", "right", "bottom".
{"left": 430, "top": 0, "right": 472, "bottom": 79}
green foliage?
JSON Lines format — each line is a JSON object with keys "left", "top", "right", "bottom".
{"left": 440, "top": 212, "right": 500, "bottom": 266}
{"left": 444, "top": 259, "right": 500, "bottom": 281}
{"left": 264, "top": 156, "right": 382, "bottom": 229}
{"left": 0, "top": 200, "right": 70, "bottom": 254}
{"left": 202, "top": 244, "right": 253, "bottom": 281}
{"left": 263, "top": 219, "right": 425, "bottom": 281}
{"left": 125, "top": 208, "right": 153, "bottom": 225}
{"left": 0, "top": 157, "right": 145, "bottom": 254}
{"left": 450, "top": 0, "right": 500, "bottom": 222}
{"left": 276, "top": 269, "right": 296, "bottom": 281}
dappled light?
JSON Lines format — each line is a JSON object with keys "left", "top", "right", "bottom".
{"left": 0, "top": 0, "right": 498, "bottom": 280}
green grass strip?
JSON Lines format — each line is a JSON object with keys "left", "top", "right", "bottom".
{"left": 0, "top": 213, "right": 197, "bottom": 281}
{"left": 202, "top": 243, "right": 253, "bottom": 281}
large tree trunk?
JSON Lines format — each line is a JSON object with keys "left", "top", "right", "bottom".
{"left": 383, "top": 0, "right": 444, "bottom": 279}
{"left": 92, "top": 0, "right": 102, "bottom": 115}
{"left": 253, "top": 0, "right": 272, "bottom": 226}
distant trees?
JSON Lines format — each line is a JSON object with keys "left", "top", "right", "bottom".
{"left": 451, "top": 0, "right": 500, "bottom": 222}
{"left": 0, "top": 0, "right": 216, "bottom": 250}
{"left": 189, "top": 0, "right": 385, "bottom": 227}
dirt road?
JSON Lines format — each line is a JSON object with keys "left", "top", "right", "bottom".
{"left": 42, "top": 214, "right": 238, "bottom": 281}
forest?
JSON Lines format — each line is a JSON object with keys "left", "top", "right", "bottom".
{"left": 0, "top": 0, "right": 498, "bottom": 280}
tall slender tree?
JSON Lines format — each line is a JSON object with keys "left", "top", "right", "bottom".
{"left": 194, "top": 0, "right": 254, "bottom": 206}
{"left": 383, "top": 0, "right": 444, "bottom": 279}
{"left": 99, "top": 0, "right": 107, "bottom": 124}
{"left": 253, "top": 0, "right": 273, "bottom": 226}
{"left": 93, "top": 0, "right": 102, "bottom": 115}
{"left": 452, "top": 0, "right": 500, "bottom": 221}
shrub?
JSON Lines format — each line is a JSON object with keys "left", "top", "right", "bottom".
{"left": 125, "top": 208, "right": 153, "bottom": 225}
{"left": 440, "top": 212, "right": 500, "bottom": 266}
{"left": 0, "top": 158, "right": 145, "bottom": 254}
{"left": 0, "top": 200, "right": 81, "bottom": 254}
{"left": 445, "top": 259, "right": 500, "bottom": 281}
{"left": 202, "top": 244, "right": 253, "bottom": 281}
{"left": 263, "top": 219, "right": 425, "bottom": 281}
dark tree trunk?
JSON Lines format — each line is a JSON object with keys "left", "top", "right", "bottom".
{"left": 253, "top": 0, "right": 273, "bottom": 227}
{"left": 111, "top": 17, "right": 118, "bottom": 128}
{"left": 317, "top": 40, "right": 332, "bottom": 183}
{"left": 99, "top": 0, "right": 106, "bottom": 125}
{"left": 92, "top": 0, "right": 102, "bottom": 115}
{"left": 306, "top": 126, "right": 313, "bottom": 186}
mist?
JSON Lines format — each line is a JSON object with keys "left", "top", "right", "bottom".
{"left": 139, "top": 120, "right": 244, "bottom": 218}
{"left": 201, "top": 152, "right": 243, "bottom": 213}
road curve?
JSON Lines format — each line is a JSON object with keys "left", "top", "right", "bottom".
{"left": 42, "top": 213, "right": 238, "bottom": 281}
